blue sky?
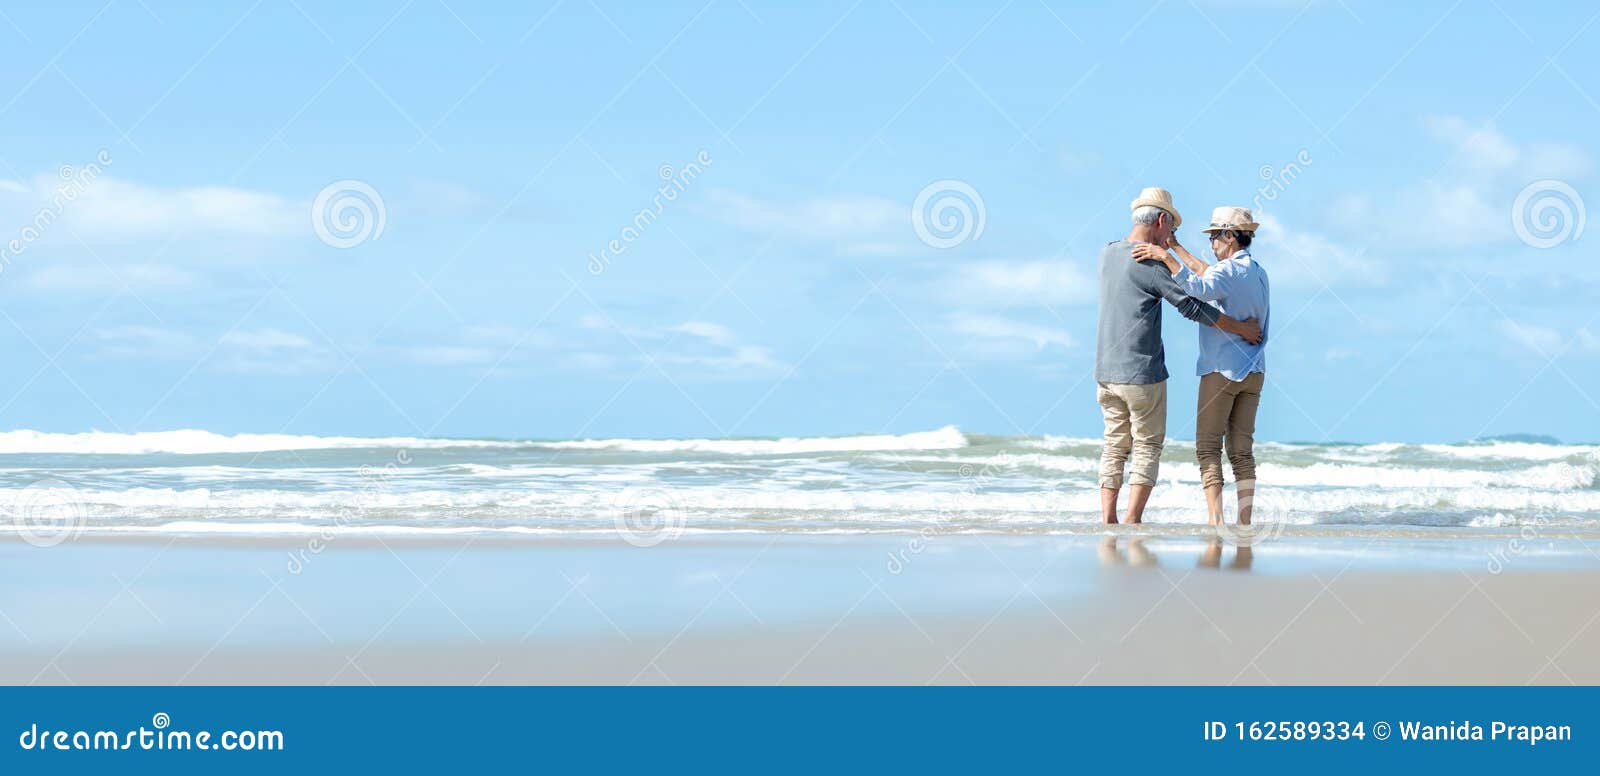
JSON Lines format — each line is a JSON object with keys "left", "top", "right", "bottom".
{"left": 0, "top": 0, "right": 1596, "bottom": 443}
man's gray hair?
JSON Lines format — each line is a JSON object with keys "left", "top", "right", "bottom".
{"left": 1132, "top": 205, "right": 1167, "bottom": 225}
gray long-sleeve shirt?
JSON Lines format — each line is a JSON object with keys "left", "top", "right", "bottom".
{"left": 1095, "top": 239, "right": 1221, "bottom": 385}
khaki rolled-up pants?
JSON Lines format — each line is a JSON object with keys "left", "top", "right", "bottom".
{"left": 1195, "top": 371, "right": 1265, "bottom": 490}
{"left": 1097, "top": 381, "right": 1167, "bottom": 490}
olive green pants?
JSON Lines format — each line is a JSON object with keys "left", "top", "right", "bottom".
{"left": 1195, "top": 371, "right": 1265, "bottom": 489}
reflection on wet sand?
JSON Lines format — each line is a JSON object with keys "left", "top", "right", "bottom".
{"left": 1198, "top": 538, "right": 1253, "bottom": 570}
{"left": 1098, "top": 536, "right": 1254, "bottom": 571}
{"left": 1098, "top": 536, "right": 1159, "bottom": 566}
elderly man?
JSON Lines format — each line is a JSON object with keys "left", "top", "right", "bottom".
{"left": 1095, "top": 188, "right": 1261, "bottom": 525}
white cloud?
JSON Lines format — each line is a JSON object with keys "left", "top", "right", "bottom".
{"left": 655, "top": 320, "right": 783, "bottom": 374}
{"left": 90, "top": 326, "right": 336, "bottom": 375}
{"left": 671, "top": 320, "right": 738, "bottom": 346}
{"left": 659, "top": 343, "right": 782, "bottom": 372}
{"left": 1422, "top": 116, "right": 1519, "bottom": 172}
{"left": 91, "top": 326, "right": 197, "bottom": 360}
{"left": 385, "top": 326, "right": 557, "bottom": 367}
{"left": 572, "top": 315, "right": 785, "bottom": 376}
{"left": 705, "top": 189, "right": 902, "bottom": 238}
{"left": 25, "top": 262, "right": 197, "bottom": 293}
{"left": 570, "top": 352, "right": 620, "bottom": 371}
{"left": 1333, "top": 118, "right": 1594, "bottom": 248}
{"left": 1256, "top": 213, "right": 1388, "bottom": 288}
{"left": 948, "top": 259, "right": 1095, "bottom": 308}
{"left": 219, "top": 329, "right": 317, "bottom": 350}
{"left": 401, "top": 345, "right": 502, "bottom": 366}
{"left": 214, "top": 328, "right": 335, "bottom": 374}
{"left": 1423, "top": 116, "right": 1592, "bottom": 179}
{"left": 1498, "top": 320, "right": 1600, "bottom": 357}
{"left": 1499, "top": 320, "right": 1560, "bottom": 355}
{"left": 0, "top": 174, "right": 299, "bottom": 242}
{"left": 948, "top": 313, "right": 1071, "bottom": 357}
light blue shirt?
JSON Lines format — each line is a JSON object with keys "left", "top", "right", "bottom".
{"left": 1173, "top": 249, "right": 1269, "bottom": 381}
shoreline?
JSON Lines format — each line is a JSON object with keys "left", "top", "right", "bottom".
{"left": 5, "top": 532, "right": 1597, "bottom": 685}
{"left": 9, "top": 520, "right": 1600, "bottom": 545}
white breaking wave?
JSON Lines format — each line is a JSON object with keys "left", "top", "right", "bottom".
{"left": 19, "top": 481, "right": 1600, "bottom": 519}
{"left": 1, "top": 426, "right": 1595, "bottom": 536}
{"left": 882, "top": 454, "right": 1597, "bottom": 491}
{"left": 0, "top": 429, "right": 522, "bottom": 455}
{"left": 533, "top": 426, "right": 969, "bottom": 455}
{"left": 27, "top": 521, "right": 1599, "bottom": 541}
{"left": 0, "top": 427, "right": 970, "bottom": 456}
{"left": 1416, "top": 441, "right": 1599, "bottom": 461}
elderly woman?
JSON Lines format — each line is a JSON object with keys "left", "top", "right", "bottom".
{"left": 1131, "top": 207, "right": 1270, "bottom": 526}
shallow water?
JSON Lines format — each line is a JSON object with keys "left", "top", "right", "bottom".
{"left": 1, "top": 427, "right": 1596, "bottom": 538}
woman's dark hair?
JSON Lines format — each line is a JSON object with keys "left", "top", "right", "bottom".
{"left": 1233, "top": 230, "right": 1253, "bottom": 248}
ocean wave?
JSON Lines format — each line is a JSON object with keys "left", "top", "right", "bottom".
{"left": 2, "top": 426, "right": 1596, "bottom": 536}
{"left": 0, "top": 429, "right": 522, "bottom": 455}
{"left": 16, "top": 519, "right": 1600, "bottom": 541}
{"left": 0, "top": 427, "right": 970, "bottom": 456}
{"left": 17, "top": 481, "right": 1600, "bottom": 520}
{"left": 3, "top": 427, "right": 1590, "bottom": 462}
{"left": 880, "top": 454, "right": 1596, "bottom": 490}
{"left": 1415, "top": 441, "right": 1599, "bottom": 461}
{"left": 531, "top": 426, "right": 969, "bottom": 455}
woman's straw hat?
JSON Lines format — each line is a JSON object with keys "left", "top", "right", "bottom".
{"left": 1198, "top": 206, "right": 1260, "bottom": 233}
{"left": 1130, "top": 187, "right": 1182, "bottom": 227}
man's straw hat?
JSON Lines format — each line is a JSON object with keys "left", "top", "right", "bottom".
{"left": 1198, "top": 206, "right": 1260, "bottom": 233}
{"left": 1130, "top": 187, "right": 1181, "bottom": 228}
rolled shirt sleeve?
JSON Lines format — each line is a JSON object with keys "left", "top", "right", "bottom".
{"left": 1173, "top": 263, "right": 1237, "bottom": 302}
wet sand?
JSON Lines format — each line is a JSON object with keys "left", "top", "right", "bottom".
{"left": 4, "top": 532, "right": 1598, "bottom": 685}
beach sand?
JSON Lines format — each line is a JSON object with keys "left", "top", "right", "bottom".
{"left": 4, "top": 532, "right": 1597, "bottom": 685}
